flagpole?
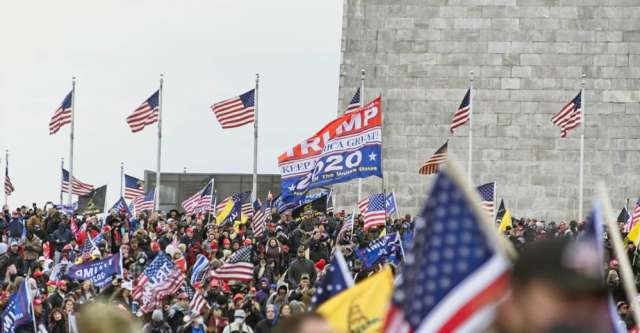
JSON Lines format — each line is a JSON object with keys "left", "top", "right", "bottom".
{"left": 68, "top": 77, "right": 76, "bottom": 206}
{"left": 155, "top": 74, "right": 163, "bottom": 212}
{"left": 468, "top": 71, "right": 474, "bottom": 185}
{"left": 120, "top": 162, "right": 124, "bottom": 198}
{"left": 493, "top": 182, "right": 498, "bottom": 223}
{"left": 60, "top": 157, "right": 64, "bottom": 205}
{"left": 357, "top": 69, "right": 365, "bottom": 203}
{"left": 4, "top": 149, "right": 8, "bottom": 207}
{"left": 578, "top": 73, "right": 586, "bottom": 223}
{"left": 252, "top": 74, "right": 260, "bottom": 202}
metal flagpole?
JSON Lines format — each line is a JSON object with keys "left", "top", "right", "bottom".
{"left": 357, "top": 69, "right": 365, "bottom": 203}
{"left": 120, "top": 162, "right": 124, "bottom": 198}
{"left": 60, "top": 158, "right": 64, "bottom": 205}
{"left": 468, "top": 71, "right": 474, "bottom": 185}
{"left": 493, "top": 182, "right": 498, "bottom": 223}
{"left": 68, "top": 77, "right": 76, "bottom": 206}
{"left": 155, "top": 74, "right": 163, "bottom": 212}
{"left": 4, "top": 150, "right": 8, "bottom": 206}
{"left": 252, "top": 74, "right": 260, "bottom": 202}
{"left": 578, "top": 74, "right": 586, "bottom": 223}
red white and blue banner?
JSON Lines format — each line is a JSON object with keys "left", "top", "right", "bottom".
{"left": 278, "top": 96, "right": 382, "bottom": 201}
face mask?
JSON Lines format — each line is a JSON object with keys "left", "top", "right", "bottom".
{"left": 234, "top": 318, "right": 243, "bottom": 324}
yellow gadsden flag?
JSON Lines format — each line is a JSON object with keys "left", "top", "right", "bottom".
{"left": 498, "top": 208, "right": 512, "bottom": 232}
{"left": 317, "top": 267, "right": 393, "bottom": 333}
{"left": 627, "top": 222, "right": 640, "bottom": 246}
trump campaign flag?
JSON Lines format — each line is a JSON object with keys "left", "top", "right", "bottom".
{"left": 67, "top": 253, "right": 123, "bottom": 288}
{"left": 278, "top": 97, "right": 382, "bottom": 202}
{"left": 1, "top": 280, "right": 31, "bottom": 333}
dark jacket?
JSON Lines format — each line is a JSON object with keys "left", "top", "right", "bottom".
{"left": 254, "top": 319, "right": 276, "bottom": 333}
{"left": 287, "top": 257, "right": 316, "bottom": 287}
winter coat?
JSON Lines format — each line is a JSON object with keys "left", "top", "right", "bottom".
{"left": 24, "top": 235, "right": 43, "bottom": 261}
{"left": 287, "top": 257, "right": 316, "bottom": 286}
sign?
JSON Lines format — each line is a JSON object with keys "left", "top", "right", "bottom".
{"left": 67, "top": 253, "right": 122, "bottom": 288}
{"left": 279, "top": 97, "right": 383, "bottom": 201}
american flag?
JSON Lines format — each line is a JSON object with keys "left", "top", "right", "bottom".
{"left": 382, "top": 168, "right": 510, "bottom": 333}
{"left": 626, "top": 199, "right": 640, "bottom": 233}
{"left": 363, "top": 193, "right": 387, "bottom": 231}
{"left": 49, "top": 90, "right": 73, "bottom": 135}
{"left": 81, "top": 234, "right": 103, "bottom": 257}
{"left": 357, "top": 196, "right": 369, "bottom": 215}
{"left": 215, "top": 196, "right": 230, "bottom": 214}
{"left": 134, "top": 253, "right": 185, "bottom": 312}
{"left": 210, "top": 246, "right": 254, "bottom": 281}
{"left": 618, "top": 207, "right": 630, "bottom": 223}
{"left": 241, "top": 192, "right": 254, "bottom": 217}
{"left": 127, "top": 90, "right": 159, "bottom": 133}
{"left": 190, "top": 255, "right": 210, "bottom": 286}
{"left": 190, "top": 290, "right": 208, "bottom": 315}
{"left": 450, "top": 88, "right": 471, "bottom": 133}
{"left": 345, "top": 87, "right": 361, "bottom": 114}
{"left": 4, "top": 164, "right": 14, "bottom": 196}
{"left": 552, "top": 91, "right": 582, "bottom": 138}
{"left": 182, "top": 181, "right": 213, "bottom": 215}
{"left": 337, "top": 213, "right": 354, "bottom": 243}
{"left": 211, "top": 89, "right": 255, "bottom": 129}
{"left": 251, "top": 199, "right": 267, "bottom": 238}
{"left": 134, "top": 187, "right": 155, "bottom": 213}
{"left": 124, "top": 174, "right": 145, "bottom": 200}
{"left": 61, "top": 168, "right": 94, "bottom": 196}
{"left": 476, "top": 182, "right": 495, "bottom": 217}
{"left": 419, "top": 141, "right": 448, "bottom": 175}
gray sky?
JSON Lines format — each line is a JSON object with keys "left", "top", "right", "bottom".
{"left": 0, "top": 0, "right": 344, "bottom": 208}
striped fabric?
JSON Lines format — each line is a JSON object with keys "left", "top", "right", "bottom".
{"left": 450, "top": 88, "right": 471, "bottom": 133}
{"left": 552, "top": 92, "right": 582, "bottom": 138}
{"left": 49, "top": 91, "right": 73, "bottom": 135}
{"left": 419, "top": 141, "right": 448, "bottom": 175}
{"left": 211, "top": 89, "right": 255, "bottom": 129}
{"left": 127, "top": 91, "right": 159, "bottom": 133}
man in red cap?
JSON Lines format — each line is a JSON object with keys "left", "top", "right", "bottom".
{"left": 181, "top": 227, "right": 195, "bottom": 248}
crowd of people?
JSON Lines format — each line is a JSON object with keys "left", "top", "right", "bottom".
{"left": 0, "top": 201, "right": 412, "bottom": 333}
{"left": 0, "top": 199, "right": 637, "bottom": 333}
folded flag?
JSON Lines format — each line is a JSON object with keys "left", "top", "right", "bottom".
{"left": 310, "top": 248, "right": 353, "bottom": 309}
{"left": 211, "top": 89, "right": 255, "bottom": 129}
{"left": 383, "top": 164, "right": 510, "bottom": 333}
{"left": 127, "top": 90, "right": 159, "bottom": 133}
{"left": 49, "top": 90, "right": 73, "bottom": 135}
{"left": 124, "top": 174, "right": 145, "bottom": 200}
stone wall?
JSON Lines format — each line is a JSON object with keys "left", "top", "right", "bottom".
{"left": 335, "top": 0, "right": 640, "bottom": 221}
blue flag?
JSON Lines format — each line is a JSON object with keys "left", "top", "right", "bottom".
{"left": 67, "top": 253, "right": 123, "bottom": 288}
{"left": 110, "top": 197, "right": 131, "bottom": 217}
{"left": 1, "top": 280, "right": 32, "bottom": 333}
{"left": 386, "top": 192, "right": 398, "bottom": 215}
{"left": 310, "top": 249, "right": 353, "bottom": 309}
{"left": 190, "top": 254, "right": 209, "bottom": 286}
{"left": 356, "top": 232, "right": 402, "bottom": 269}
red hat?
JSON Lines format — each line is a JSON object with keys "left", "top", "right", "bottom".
{"left": 315, "top": 259, "right": 326, "bottom": 271}
{"left": 33, "top": 271, "right": 44, "bottom": 278}
{"left": 223, "top": 239, "right": 230, "bottom": 246}
{"left": 221, "top": 282, "right": 231, "bottom": 293}
{"left": 63, "top": 244, "right": 72, "bottom": 251}
{"left": 186, "top": 227, "right": 194, "bottom": 233}
{"left": 102, "top": 225, "right": 112, "bottom": 233}
{"left": 233, "top": 293, "right": 244, "bottom": 302}
{"left": 193, "top": 282, "right": 203, "bottom": 289}
{"left": 57, "top": 281, "right": 67, "bottom": 287}
{"left": 209, "top": 279, "right": 220, "bottom": 288}
{"left": 151, "top": 242, "right": 161, "bottom": 252}
{"left": 209, "top": 241, "right": 218, "bottom": 251}
{"left": 244, "top": 239, "right": 252, "bottom": 246}
{"left": 33, "top": 297, "right": 43, "bottom": 306}
{"left": 178, "top": 292, "right": 189, "bottom": 299}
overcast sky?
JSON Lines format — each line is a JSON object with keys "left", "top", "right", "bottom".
{"left": 0, "top": 1, "right": 344, "bottom": 208}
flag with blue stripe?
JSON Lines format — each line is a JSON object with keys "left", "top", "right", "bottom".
{"left": 190, "top": 254, "right": 210, "bottom": 286}
{"left": 310, "top": 249, "right": 353, "bottom": 309}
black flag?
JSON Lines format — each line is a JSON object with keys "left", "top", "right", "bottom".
{"left": 292, "top": 193, "right": 329, "bottom": 219}
{"left": 495, "top": 199, "right": 506, "bottom": 223}
{"left": 77, "top": 185, "right": 107, "bottom": 215}
{"left": 617, "top": 207, "right": 630, "bottom": 223}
